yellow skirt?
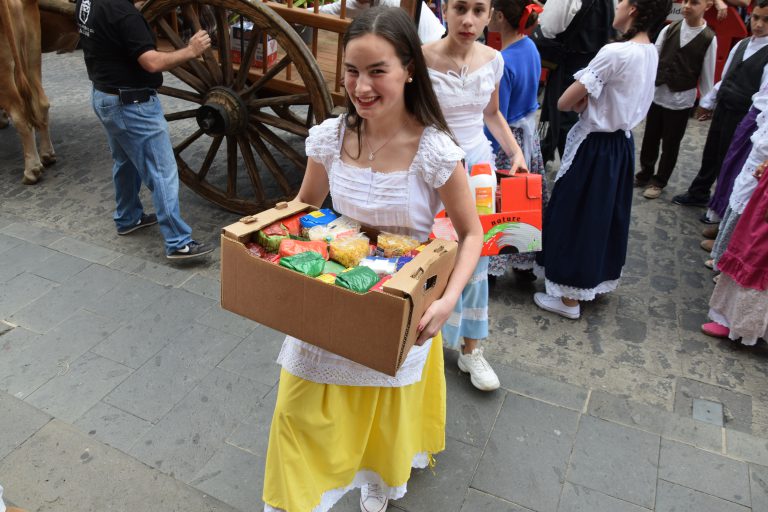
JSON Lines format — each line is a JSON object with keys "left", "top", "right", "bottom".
{"left": 262, "top": 334, "right": 446, "bottom": 512}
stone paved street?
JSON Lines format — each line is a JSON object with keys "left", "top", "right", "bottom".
{"left": 1, "top": 50, "right": 768, "bottom": 511}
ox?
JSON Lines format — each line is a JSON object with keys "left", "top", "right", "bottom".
{"left": 0, "top": 0, "right": 76, "bottom": 184}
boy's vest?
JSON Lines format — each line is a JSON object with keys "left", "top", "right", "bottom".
{"left": 655, "top": 21, "right": 715, "bottom": 92}
{"left": 718, "top": 38, "right": 768, "bottom": 113}
{"left": 566, "top": 0, "right": 616, "bottom": 56}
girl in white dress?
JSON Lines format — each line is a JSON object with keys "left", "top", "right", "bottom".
{"left": 532, "top": 0, "right": 672, "bottom": 320}
{"left": 262, "top": 7, "right": 483, "bottom": 512}
{"left": 423, "top": 0, "right": 526, "bottom": 392}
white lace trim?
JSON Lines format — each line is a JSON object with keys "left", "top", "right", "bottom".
{"left": 305, "top": 116, "right": 343, "bottom": 168}
{"left": 708, "top": 308, "right": 759, "bottom": 346}
{"left": 263, "top": 452, "right": 430, "bottom": 512}
{"left": 414, "top": 128, "right": 466, "bottom": 189}
{"left": 277, "top": 336, "right": 431, "bottom": 387}
{"left": 729, "top": 161, "right": 760, "bottom": 215}
{"left": 533, "top": 263, "right": 621, "bottom": 300}
{"left": 574, "top": 67, "right": 605, "bottom": 98}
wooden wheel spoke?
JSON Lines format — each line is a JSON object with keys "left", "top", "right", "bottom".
{"left": 181, "top": 3, "right": 223, "bottom": 84}
{"left": 272, "top": 104, "right": 309, "bottom": 127}
{"left": 240, "top": 54, "right": 292, "bottom": 99}
{"left": 214, "top": 6, "right": 233, "bottom": 85}
{"left": 165, "top": 108, "right": 199, "bottom": 122}
{"left": 248, "top": 93, "right": 310, "bottom": 110}
{"left": 249, "top": 111, "right": 309, "bottom": 138}
{"left": 158, "top": 86, "right": 203, "bottom": 104}
{"left": 237, "top": 135, "right": 266, "bottom": 201}
{"left": 234, "top": 30, "right": 260, "bottom": 91}
{"left": 198, "top": 134, "right": 223, "bottom": 181}
{"left": 253, "top": 121, "right": 306, "bottom": 170}
{"left": 155, "top": 18, "right": 214, "bottom": 88}
{"left": 168, "top": 66, "right": 208, "bottom": 94}
{"left": 247, "top": 128, "right": 292, "bottom": 195}
{"left": 305, "top": 105, "right": 314, "bottom": 129}
{"left": 174, "top": 128, "right": 205, "bottom": 155}
{"left": 226, "top": 136, "right": 238, "bottom": 196}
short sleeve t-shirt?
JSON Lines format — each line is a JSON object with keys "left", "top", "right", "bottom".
{"left": 76, "top": 0, "right": 162, "bottom": 89}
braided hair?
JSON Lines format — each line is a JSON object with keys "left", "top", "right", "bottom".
{"left": 491, "top": 0, "right": 539, "bottom": 33}
{"left": 620, "top": 0, "right": 672, "bottom": 41}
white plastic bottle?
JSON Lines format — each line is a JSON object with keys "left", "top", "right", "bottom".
{"left": 469, "top": 163, "right": 497, "bottom": 215}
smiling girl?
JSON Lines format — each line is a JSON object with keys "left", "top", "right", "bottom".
{"left": 533, "top": 0, "right": 671, "bottom": 319}
{"left": 261, "top": 7, "right": 483, "bottom": 512}
{"left": 423, "top": 0, "right": 526, "bottom": 392}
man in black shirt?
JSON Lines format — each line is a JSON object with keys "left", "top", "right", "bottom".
{"left": 76, "top": 0, "right": 214, "bottom": 259}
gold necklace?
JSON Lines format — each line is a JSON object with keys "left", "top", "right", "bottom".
{"left": 363, "top": 119, "right": 409, "bottom": 161}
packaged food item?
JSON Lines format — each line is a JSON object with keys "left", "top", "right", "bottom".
{"left": 330, "top": 233, "right": 371, "bottom": 268}
{"left": 359, "top": 256, "right": 398, "bottom": 276}
{"left": 395, "top": 256, "right": 413, "bottom": 272}
{"left": 264, "top": 253, "right": 281, "bottom": 264}
{"left": 306, "top": 215, "right": 361, "bottom": 242}
{"left": 323, "top": 259, "right": 346, "bottom": 275}
{"left": 316, "top": 273, "right": 337, "bottom": 285}
{"left": 300, "top": 209, "right": 338, "bottom": 237}
{"left": 256, "top": 227, "right": 288, "bottom": 253}
{"left": 280, "top": 213, "right": 304, "bottom": 236}
{"left": 278, "top": 239, "right": 329, "bottom": 259}
{"left": 377, "top": 232, "right": 421, "bottom": 258}
{"left": 245, "top": 242, "right": 267, "bottom": 258}
{"left": 335, "top": 266, "right": 380, "bottom": 293}
{"left": 279, "top": 251, "right": 325, "bottom": 277}
{"left": 370, "top": 274, "right": 393, "bottom": 292}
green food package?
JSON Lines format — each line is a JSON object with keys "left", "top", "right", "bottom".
{"left": 323, "top": 259, "right": 346, "bottom": 275}
{"left": 256, "top": 230, "right": 287, "bottom": 253}
{"left": 279, "top": 251, "right": 326, "bottom": 277}
{"left": 335, "top": 266, "right": 380, "bottom": 294}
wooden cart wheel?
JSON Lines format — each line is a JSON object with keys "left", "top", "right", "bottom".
{"left": 141, "top": 0, "right": 334, "bottom": 214}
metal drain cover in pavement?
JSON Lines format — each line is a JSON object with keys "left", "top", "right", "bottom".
{"left": 693, "top": 398, "right": 724, "bottom": 427}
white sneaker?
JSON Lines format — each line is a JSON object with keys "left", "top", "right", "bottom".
{"left": 457, "top": 348, "right": 500, "bottom": 391}
{"left": 534, "top": 292, "right": 580, "bottom": 319}
{"left": 360, "top": 483, "right": 389, "bottom": 512}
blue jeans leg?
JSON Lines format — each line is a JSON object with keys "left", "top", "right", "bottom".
{"left": 91, "top": 90, "right": 192, "bottom": 254}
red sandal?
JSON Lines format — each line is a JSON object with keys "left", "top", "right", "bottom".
{"left": 701, "top": 322, "right": 730, "bottom": 338}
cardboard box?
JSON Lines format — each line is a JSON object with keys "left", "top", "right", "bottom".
{"left": 221, "top": 200, "right": 458, "bottom": 376}
{"left": 430, "top": 173, "right": 543, "bottom": 256}
{"left": 230, "top": 21, "right": 278, "bottom": 69}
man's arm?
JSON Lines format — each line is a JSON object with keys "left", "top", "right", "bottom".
{"left": 137, "top": 29, "right": 211, "bottom": 73}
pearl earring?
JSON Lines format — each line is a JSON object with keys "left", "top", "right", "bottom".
{"left": 407, "top": 77, "right": 413, "bottom": 83}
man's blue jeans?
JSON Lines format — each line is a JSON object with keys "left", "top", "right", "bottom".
{"left": 92, "top": 89, "right": 192, "bottom": 255}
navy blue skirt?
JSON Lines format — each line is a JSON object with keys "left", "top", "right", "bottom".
{"left": 536, "top": 131, "right": 634, "bottom": 297}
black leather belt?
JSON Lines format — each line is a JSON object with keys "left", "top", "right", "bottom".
{"left": 94, "top": 86, "right": 157, "bottom": 104}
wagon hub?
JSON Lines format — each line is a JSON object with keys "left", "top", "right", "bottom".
{"left": 196, "top": 87, "right": 248, "bottom": 136}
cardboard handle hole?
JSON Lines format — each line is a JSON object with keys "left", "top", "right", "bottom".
{"left": 424, "top": 275, "right": 437, "bottom": 292}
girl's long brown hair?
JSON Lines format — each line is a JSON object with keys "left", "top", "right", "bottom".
{"left": 342, "top": 6, "right": 455, "bottom": 156}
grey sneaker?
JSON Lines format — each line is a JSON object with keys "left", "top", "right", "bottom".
{"left": 167, "top": 240, "right": 213, "bottom": 260}
{"left": 117, "top": 213, "right": 157, "bottom": 235}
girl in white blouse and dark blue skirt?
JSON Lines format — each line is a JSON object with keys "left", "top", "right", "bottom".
{"left": 533, "top": 0, "right": 672, "bottom": 319}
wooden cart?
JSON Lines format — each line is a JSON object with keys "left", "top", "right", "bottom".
{"left": 38, "top": 0, "right": 419, "bottom": 213}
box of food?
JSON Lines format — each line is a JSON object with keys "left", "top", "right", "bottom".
{"left": 221, "top": 200, "right": 457, "bottom": 376}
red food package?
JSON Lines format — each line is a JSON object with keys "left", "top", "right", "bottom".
{"left": 371, "top": 274, "right": 393, "bottom": 292}
{"left": 264, "top": 253, "right": 281, "bottom": 264}
{"left": 281, "top": 213, "right": 304, "bottom": 236}
{"left": 262, "top": 221, "right": 288, "bottom": 237}
{"left": 245, "top": 242, "right": 266, "bottom": 258}
{"left": 278, "top": 239, "right": 329, "bottom": 259}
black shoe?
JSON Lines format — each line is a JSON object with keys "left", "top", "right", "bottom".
{"left": 671, "top": 193, "right": 709, "bottom": 207}
{"left": 167, "top": 240, "right": 214, "bottom": 260}
{"left": 699, "top": 213, "right": 719, "bottom": 225}
{"left": 117, "top": 213, "right": 158, "bottom": 235}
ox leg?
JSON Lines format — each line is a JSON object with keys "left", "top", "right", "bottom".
{"left": 37, "top": 98, "right": 56, "bottom": 166}
{"left": 7, "top": 108, "right": 45, "bottom": 184}
{"left": 0, "top": 109, "right": 8, "bottom": 129}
